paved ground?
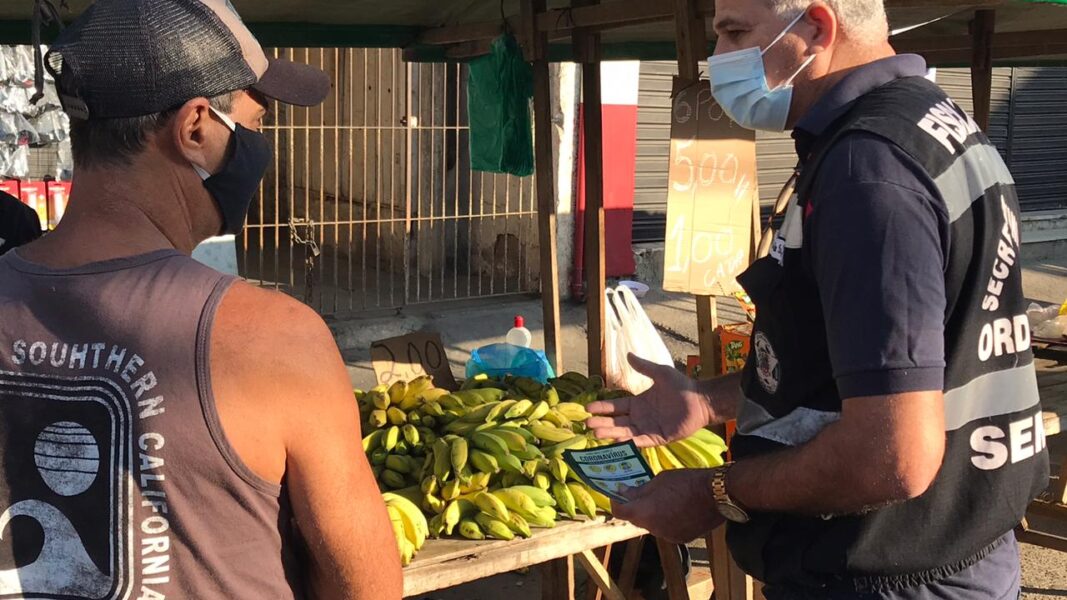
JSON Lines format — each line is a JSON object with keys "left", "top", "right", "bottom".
{"left": 337, "top": 259, "right": 1067, "bottom": 598}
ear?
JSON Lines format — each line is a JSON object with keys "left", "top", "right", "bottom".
{"left": 805, "top": 2, "right": 838, "bottom": 53}
{"left": 169, "top": 97, "right": 213, "bottom": 168}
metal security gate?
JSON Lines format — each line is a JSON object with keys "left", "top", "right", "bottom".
{"left": 238, "top": 48, "right": 539, "bottom": 316}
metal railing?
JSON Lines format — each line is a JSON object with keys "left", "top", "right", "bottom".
{"left": 239, "top": 48, "right": 540, "bottom": 316}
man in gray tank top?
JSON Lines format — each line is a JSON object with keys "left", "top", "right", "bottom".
{"left": 0, "top": 1, "right": 403, "bottom": 598}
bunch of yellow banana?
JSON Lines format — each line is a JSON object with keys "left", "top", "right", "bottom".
{"left": 358, "top": 373, "right": 632, "bottom": 546}
{"left": 640, "top": 428, "right": 728, "bottom": 474}
{"left": 382, "top": 489, "right": 430, "bottom": 566}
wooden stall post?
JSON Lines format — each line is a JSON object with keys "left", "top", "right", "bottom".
{"left": 970, "top": 9, "right": 996, "bottom": 130}
{"left": 573, "top": 0, "right": 608, "bottom": 378}
{"left": 670, "top": 1, "right": 752, "bottom": 599}
{"left": 671, "top": 0, "right": 724, "bottom": 381}
{"left": 523, "top": 0, "right": 564, "bottom": 374}
{"left": 542, "top": 556, "right": 577, "bottom": 600}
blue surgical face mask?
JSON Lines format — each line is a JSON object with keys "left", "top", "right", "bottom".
{"left": 708, "top": 11, "right": 817, "bottom": 132}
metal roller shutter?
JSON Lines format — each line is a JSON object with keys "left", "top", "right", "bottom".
{"left": 634, "top": 61, "right": 676, "bottom": 243}
{"left": 754, "top": 130, "right": 795, "bottom": 218}
{"left": 1003, "top": 67, "right": 1067, "bottom": 211}
{"left": 936, "top": 68, "right": 1013, "bottom": 158}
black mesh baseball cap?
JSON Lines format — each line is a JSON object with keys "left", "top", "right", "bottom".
{"left": 44, "top": 0, "right": 331, "bottom": 120}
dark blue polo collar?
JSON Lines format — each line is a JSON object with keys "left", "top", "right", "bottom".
{"left": 793, "top": 54, "right": 928, "bottom": 157}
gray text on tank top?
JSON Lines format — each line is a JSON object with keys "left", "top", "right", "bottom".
{"left": 0, "top": 249, "right": 303, "bottom": 599}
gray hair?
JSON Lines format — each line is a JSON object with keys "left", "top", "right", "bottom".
{"left": 767, "top": 0, "right": 888, "bottom": 40}
{"left": 70, "top": 91, "right": 239, "bottom": 169}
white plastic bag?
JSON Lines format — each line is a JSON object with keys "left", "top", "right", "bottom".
{"left": 1027, "top": 302, "right": 1061, "bottom": 329}
{"left": 1034, "top": 315, "right": 1067, "bottom": 340}
{"left": 604, "top": 284, "right": 673, "bottom": 394}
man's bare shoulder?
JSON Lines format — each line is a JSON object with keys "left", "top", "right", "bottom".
{"left": 211, "top": 281, "right": 350, "bottom": 416}
{"left": 215, "top": 281, "right": 335, "bottom": 357}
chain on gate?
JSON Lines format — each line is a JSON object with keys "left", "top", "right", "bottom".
{"left": 288, "top": 218, "right": 320, "bottom": 305}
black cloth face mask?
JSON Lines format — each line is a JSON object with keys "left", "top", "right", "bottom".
{"left": 192, "top": 106, "right": 272, "bottom": 235}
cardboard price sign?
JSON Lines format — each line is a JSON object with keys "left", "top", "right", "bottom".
{"left": 662, "top": 78, "right": 757, "bottom": 296}
{"left": 370, "top": 332, "right": 458, "bottom": 390}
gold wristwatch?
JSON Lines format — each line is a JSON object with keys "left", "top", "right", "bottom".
{"left": 711, "top": 463, "right": 750, "bottom": 523}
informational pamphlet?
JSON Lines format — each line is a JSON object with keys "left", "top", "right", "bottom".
{"left": 563, "top": 441, "right": 655, "bottom": 503}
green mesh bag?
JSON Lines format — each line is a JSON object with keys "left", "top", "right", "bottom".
{"left": 467, "top": 34, "right": 534, "bottom": 177}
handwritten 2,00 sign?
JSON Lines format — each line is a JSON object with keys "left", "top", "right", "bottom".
{"left": 662, "top": 79, "right": 757, "bottom": 296}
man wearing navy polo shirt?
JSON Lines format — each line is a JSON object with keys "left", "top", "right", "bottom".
{"left": 589, "top": 0, "right": 1049, "bottom": 597}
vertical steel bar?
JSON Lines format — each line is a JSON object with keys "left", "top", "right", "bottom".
{"left": 428, "top": 62, "right": 436, "bottom": 302}
{"left": 479, "top": 172, "right": 486, "bottom": 296}
{"left": 288, "top": 49, "right": 296, "bottom": 292}
{"left": 453, "top": 63, "right": 461, "bottom": 301}
{"left": 404, "top": 60, "right": 414, "bottom": 306}
{"left": 305, "top": 48, "right": 313, "bottom": 308}
{"left": 332, "top": 48, "right": 340, "bottom": 313}
{"left": 467, "top": 136, "right": 474, "bottom": 299}
{"left": 439, "top": 63, "right": 448, "bottom": 301}
{"left": 390, "top": 49, "right": 398, "bottom": 307}
{"left": 273, "top": 47, "right": 280, "bottom": 291}
{"left": 375, "top": 49, "right": 382, "bottom": 308}
{"left": 415, "top": 63, "right": 423, "bottom": 303}
{"left": 490, "top": 173, "right": 498, "bottom": 296}
{"left": 348, "top": 49, "right": 355, "bottom": 311}
{"left": 361, "top": 50, "right": 369, "bottom": 310}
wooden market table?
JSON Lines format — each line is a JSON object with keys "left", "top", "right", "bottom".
{"left": 402, "top": 517, "right": 649, "bottom": 599}
{"left": 1018, "top": 340, "right": 1067, "bottom": 553}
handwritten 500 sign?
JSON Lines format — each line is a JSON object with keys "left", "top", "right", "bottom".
{"left": 662, "top": 80, "right": 757, "bottom": 296}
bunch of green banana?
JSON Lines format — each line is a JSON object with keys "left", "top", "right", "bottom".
{"left": 361, "top": 374, "right": 645, "bottom": 544}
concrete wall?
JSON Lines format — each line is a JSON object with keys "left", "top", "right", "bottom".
{"left": 552, "top": 63, "right": 580, "bottom": 301}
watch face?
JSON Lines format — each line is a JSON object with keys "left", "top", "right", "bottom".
{"left": 718, "top": 502, "right": 750, "bottom": 523}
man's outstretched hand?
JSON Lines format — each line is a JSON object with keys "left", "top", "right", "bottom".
{"left": 586, "top": 354, "right": 719, "bottom": 448}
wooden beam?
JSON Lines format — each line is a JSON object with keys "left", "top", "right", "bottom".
{"left": 708, "top": 529, "right": 732, "bottom": 600}
{"left": 894, "top": 28, "right": 1067, "bottom": 54}
{"left": 415, "top": 0, "right": 1011, "bottom": 50}
{"left": 886, "top": 0, "right": 1005, "bottom": 7}
{"left": 525, "top": 0, "right": 564, "bottom": 375}
{"left": 914, "top": 42, "right": 1067, "bottom": 67}
{"left": 443, "top": 39, "right": 493, "bottom": 59}
{"left": 542, "top": 556, "right": 577, "bottom": 600}
{"left": 673, "top": 0, "right": 724, "bottom": 382}
{"left": 575, "top": 0, "right": 607, "bottom": 378}
{"left": 1016, "top": 529, "right": 1067, "bottom": 553}
{"left": 575, "top": 548, "right": 626, "bottom": 600}
{"left": 538, "top": 0, "right": 676, "bottom": 33}
{"left": 419, "top": 21, "right": 499, "bottom": 45}
{"left": 1027, "top": 498, "right": 1067, "bottom": 521}
{"left": 617, "top": 536, "right": 644, "bottom": 596}
{"left": 655, "top": 538, "right": 690, "bottom": 600}
{"left": 404, "top": 519, "right": 646, "bottom": 596}
{"left": 971, "top": 10, "right": 996, "bottom": 130}
{"left": 673, "top": 0, "right": 707, "bottom": 81}
{"left": 582, "top": 545, "right": 613, "bottom": 600}
{"left": 697, "top": 296, "right": 722, "bottom": 377}
{"left": 1053, "top": 453, "right": 1067, "bottom": 505}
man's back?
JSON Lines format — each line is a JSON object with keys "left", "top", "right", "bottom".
{"left": 0, "top": 249, "right": 306, "bottom": 598}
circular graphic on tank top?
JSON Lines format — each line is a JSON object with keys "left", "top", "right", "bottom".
{"left": 34, "top": 421, "right": 100, "bottom": 496}
{"left": 753, "top": 332, "right": 780, "bottom": 394}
